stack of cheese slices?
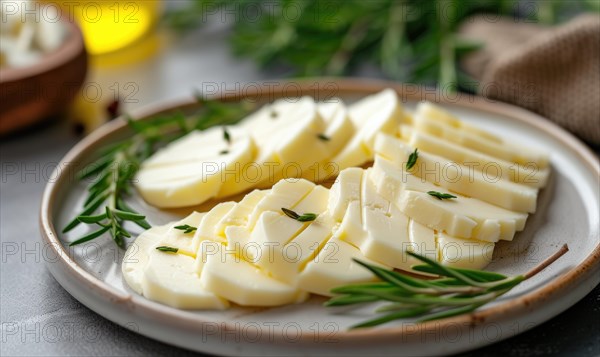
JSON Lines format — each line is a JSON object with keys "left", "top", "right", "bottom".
{"left": 125, "top": 90, "right": 549, "bottom": 309}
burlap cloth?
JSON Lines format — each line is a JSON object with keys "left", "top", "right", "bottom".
{"left": 459, "top": 15, "right": 600, "bottom": 145}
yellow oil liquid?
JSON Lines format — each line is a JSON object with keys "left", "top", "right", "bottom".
{"left": 50, "top": 0, "right": 161, "bottom": 55}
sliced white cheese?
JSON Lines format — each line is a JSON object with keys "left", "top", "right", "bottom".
{"left": 407, "top": 220, "right": 438, "bottom": 267}
{"left": 375, "top": 133, "right": 539, "bottom": 213}
{"left": 412, "top": 106, "right": 549, "bottom": 168}
{"left": 272, "top": 214, "right": 336, "bottom": 284}
{"left": 200, "top": 245, "right": 308, "bottom": 307}
{"left": 160, "top": 211, "right": 205, "bottom": 257}
{"left": 437, "top": 232, "right": 495, "bottom": 270}
{"left": 337, "top": 170, "right": 413, "bottom": 271}
{"left": 246, "top": 179, "right": 315, "bottom": 229}
{"left": 215, "top": 189, "right": 268, "bottom": 236}
{"left": 399, "top": 125, "right": 549, "bottom": 188}
{"left": 300, "top": 100, "right": 356, "bottom": 182}
{"left": 142, "top": 248, "right": 229, "bottom": 310}
{"left": 192, "top": 201, "right": 236, "bottom": 248}
{"left": 241, "top": 97, "right": 331, "bottom": 187}
{"left": 327, "top": 167, "right": 363, "bottom": 221}
{"left": 328, "top": 89, "right": 403, "bottom": 171}
{"left": 135, "top": 126, "right": 256, "bottom": 208}
{"left": 318, "top": 100, "right": 355, "bottom": 156}
{"left": 250, "top": 186, "right": 331, "bottom": 283}
{"left": 122, "top": 224, "right": 169, "bottom": 294}
{"left": 297, "top": 237, "right": 390, "bottom": 297}
{"left": 415, "top": 102, "right": 501, "bottom": 144}
{"left": 371, "top": 155, "right": 528, "bottom": 241}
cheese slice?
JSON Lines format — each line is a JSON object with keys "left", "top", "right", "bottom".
{"left": 327, "top": 167, "right": 363, "bottom": 221}
{"left": 192, "top": 201, "right": 236, "bottom": 248}
{"left": 337, "top": 170, "right": 413, "bottom": 271}
{"left": 375, "top": 133, "right": 538, "bottom": 213}
{"left": 437, "top": 232, "right": 495, "bottom": 270}
{"left": 328, "top": 89, "right": 403, "bottom": 171}
{"left": 415, "top": 102, "right": 501, "bottom": 143}
{"left": 241, "top": 97, "right": 331, "bottom": 187}
{"left": 250, "top": 186, "right": 331, "bottom": 283}
{"left": 247, "top": 179, "right": 315, "bottom": 229}
{"left": 135, "top": 126, "right": 256, "bottom": 208}
{"left": 122, "top": 224, "right": 169, "bottom": 294}
{"left": 407, "top": 220, "right": 438, "bottom": 267}
{"left": 215, "top": 189, "right": 268, "bottom": 236}
{"left": 371, "top": 155, "right": 528, "bottom": 241}
{"left": 200, "top": 244, "right": 308, "bottom": 306}
{"left": 301, "top": 100, "right": 355, "bottom": 182}
{"left": 272, "top": 214, "right": 336, "bottom": 284}
{"left": 412, "top": 106, "right": 549, "bottom": 168}
{"left": 399, "top": 125, "right": 549, "bottom": 188}
{"left": 159, "top": 211, "right": 205, "bottom": 257}
{"left": 318, "top": 100, "right": 355, "bottom": 156}
{"left": 297, "top": 236, "right": 391, "bottom": 297}
{"left": 142, "top": 247, "right": 229, "bottom": 310}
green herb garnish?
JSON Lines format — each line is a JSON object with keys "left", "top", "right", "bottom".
{"left": 317, "top": 133, "right": 330, "bottom": 141}
{"left": 156, "top": 246, "right": 179, "bottom": 253}
{"left": 406, "top": 148, "right": 418, "bottom": 170}
{"left": 427, "top": 191, "right": 457, "bottom": 200}
{"left": 219, "top": 149, "right": 229, "bottom": 155}
{"left": 223, "top": 126, "right": 231, "bottom": 144}
{"left": 326, "top": 244, "right": 569, "bottom": 328}
{"left": 174, "top": 224, "right": 197, "bottom": 234}
{"left": 63, "top": 98, "right": 254, "bottom": 248}
{"left": 281, "top": 208, "right": 318, "bottom": 222}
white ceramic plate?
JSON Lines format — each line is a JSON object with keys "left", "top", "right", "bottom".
{"left": 40, "top": 80, "right": 600, "bottom": 356}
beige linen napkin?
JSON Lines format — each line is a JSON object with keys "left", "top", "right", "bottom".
{"left": 459, "top": 15, "right": 600, "bottom": 145}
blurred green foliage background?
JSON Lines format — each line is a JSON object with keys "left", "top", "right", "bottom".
{"left": 167, "top": 0, "right": 598, "bottom": 92}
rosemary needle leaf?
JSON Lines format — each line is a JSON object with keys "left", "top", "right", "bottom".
{"left": 133, "top": 219, "right": 152, "bottom": 230}
{"left": 112, "top": 209, "right": 146, "bottom": 221}
{"left": 63, "top": 192, "right": 109, "bottom": 233}
{"left": 223, "top": 126, "right": 231, "bottom": 144}
{"left": 156, "top": 246, "right": 179, "bottom": 253}
{"left": 77, "top": 213, "right": 108, "bottom": 224}
{"left": 281, "top": 208, "right": 318, "bottom": 222}
{"left": 406, "top": 148, "right": 418, "bottom": 170}
{"left": 77, "top": 157, "right": 112, "bottom": 180}
{"left": 351, "top": 307, "right": 432, "bottom": 329}
{"left": 281, "top": 207, "right": 300, "bottom": 219}
{"left": 406, "top": 251, "right": 484, "bottom": 287}
{"left": 417, "top": 304, "right": 481, "bottom": 323}
{"left": 69, "top": 226, "right": 111, "bottom": 246}
{"left": 352, "top": 259, "right": 433, "bottom": 289}
{"left": 174, "top": 224, "right": 197, "bottom": 234}
{"left": 427, "top": 191, "right": 457, "bottom": 200}
{"left": 317, "top": 133, "right": 330, "bottom": 141}
{"left": 324, "top": 295, "right": 380, "bottom": 307}
{"left": 297, "top": 213, "right": 318, "bottom": 222}
{"left": 412, "top": 264, "right": 507, "bottom": 282}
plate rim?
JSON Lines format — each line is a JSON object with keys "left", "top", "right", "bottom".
{"left": 39, "top": 78, "right": 600, "bottom": 344}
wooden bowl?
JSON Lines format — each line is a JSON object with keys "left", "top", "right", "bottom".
{"left": 0, "top": 19, "right": 87, "bottom": 135}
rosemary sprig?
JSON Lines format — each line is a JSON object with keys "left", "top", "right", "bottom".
{"left": 427, "top": 191, "right": 457, "bottom": 200}
{"left": 326, "top": 244, "right": 569, "bottom": 328}
{"left": 281, "top": 208, "right": 318, "bottom": 222}
{"left": 63, "top": 98, "right": 254, "bottom": 248}
{"left": 174, "top": 224, "right": 197, "bottom": 234}
{"left": 406, "top": 148, "right": 418, "bottom": 170}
